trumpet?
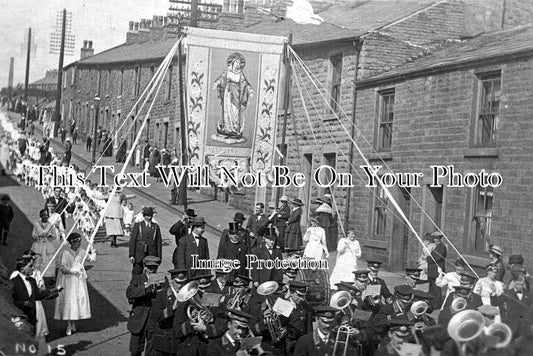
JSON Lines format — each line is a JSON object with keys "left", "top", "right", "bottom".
{"left": 257, "top": 281, "right": 287, "bottom": 343}
{"left": 330, "top": 291, "right": 359, "bottom": 356}
{"left": 176, "top": 280, "right": 214, "bottom": 325}
{"left": 451, "top": 297, "right": 467, "bottom": 314}
{"left": 226, "top": 287, "right": 251, "bottom": 310}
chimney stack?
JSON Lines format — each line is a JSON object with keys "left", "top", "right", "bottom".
{"left": 127, "top": 20, "right": 140, "bottom": 44}
{"left": 80, "top": 40, "right": 94, "bottom": 60}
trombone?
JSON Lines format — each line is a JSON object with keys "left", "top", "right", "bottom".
{"left": 257, "top": 281, "right": 287, "bottom": 343}
{"left": 330, "top": 291, "right": 360, "bottom": 356}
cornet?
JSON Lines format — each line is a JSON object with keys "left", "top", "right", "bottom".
{"left": 257, "top": 281, "right": 287, "bottom": 343}
{"left": 176, "top": 280, "right": 214, "bottom": 325}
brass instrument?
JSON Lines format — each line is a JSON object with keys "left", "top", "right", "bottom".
{"left": 176, "top": 280, "right": 214, "bottom": 324}
{"left": 257, "top": 281, "right": 287, "bottom": 343}
{"left": 330, "top": 291, "right": 359, "bottom": 356}
{"left": 227, "top": 287, "right": 251, "bottom": 310}
{"left": 451, "top": 297, "right": 467, "bottom": 314}
{"left": 485, "top": 322, "right": 512, "bottom": 348}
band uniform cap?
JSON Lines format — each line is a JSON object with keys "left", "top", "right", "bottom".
{"left": 142, "top": 207, "right": 154, "bottom": 216}
{"left": 412, "top": 289, "right": 434, "bottom": 300}
{"left": 388, "top": 319, "right": 414, "bottom": 336}
{"left": 191, "top": 274, "right": 213, "bottom": 287}
{"left": 430, "top": 231, "right": 444, "bottom": 238}
{"left": 233, "top": 212, "right": 246, "bottom": 222}
{"left": 352, "top": 270, "right": 370, "bottom": 280}
{"left": 143, "top": 255, "right": 161, "bottom": 266}
{"left": 168, "top": 269, "right": 188, "bottom": 282}
{"left": 227, "top": 309, "right": 253, "bottom": 323}
{"left": 490, "top": 245, "right": 503, "bottom": 256}
{"left": 459, "top": 272, "right": 477, "bottom": 284}
{"left": 291, "top": 198, "right": 304, "bottom": 206}
{"left": 367, "top": 261, "right": 383, "bottom": 269}
{"left": 288, "top": 280, "right": 308, "bottom": 294}
{"left": 477, "top": 304, "right": 499, "bottom": 316}
{"left": 285, "top": 248, "right": 304, "bottom": 257}
{"left": 280, "top": 195, "right": 289, "bottom": 202}
{"left": 215, "top": 268, "right": 231, "bottom": 275}
{"left": 191, "top": 217, "right": 206, "bottom": 227}
{"left": 284, "top": 268, "right": 298, "bottom": 277}
{"left": 336, "top": 282, "right": 359, "bottom": 293}
{"left": 232, "top": 275, "right": 252, "bottom": 286}
{"left": 406, "top": 268, "right": 422, "bottom": 275}
{"left": 508, "top": 254, "right": 524, "bottom": 265}
{"left": 394, "top": 284, "right": 414, "bottom": 297}
{"left": 453, "top": 285, "right": 473, "bottom": 292}
{"left": 185, "top": 209, "right": 197, "bottom": 217}
{"left": 67, "top": 232, "right": 82, "bottom": 243}
{"left": 314, "top": 306, "right": 338, "bottom": 321}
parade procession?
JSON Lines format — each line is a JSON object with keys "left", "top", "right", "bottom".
{"left": 1, "top": 0, "right": 533, "bottom": 355}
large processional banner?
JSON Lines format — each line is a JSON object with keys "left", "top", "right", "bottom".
{"left": 185, "top": 27, "right": 286, "bottom": 181}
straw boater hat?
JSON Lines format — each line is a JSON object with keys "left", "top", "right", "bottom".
{"left": 490, "top": 245, "right": 503, "bottom": 257}
{"left": 291, "top": 198, "right": 304, "bottom": 206}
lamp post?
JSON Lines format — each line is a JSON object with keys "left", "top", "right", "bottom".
{"left": 91, "top": 96, "right": 100, "bottom": 163}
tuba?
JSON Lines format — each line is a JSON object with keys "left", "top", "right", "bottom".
{"left": 447, "top": 310, "right": 486, "bottom": 356}
{"left": 176, "top": 281, "right": 214, "bottom": 324}
{"left": 330, "top": 291, "right": 359, "bottom": 356}
{"left": 257, "top": 281, "right": 287, "bottom": 343}
{"left": 451, "top": 297, "right": 467, "bottom": 314}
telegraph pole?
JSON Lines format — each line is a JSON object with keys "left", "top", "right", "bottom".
{"left": 24, "top": 28, "right": 31, "bottom": 102}
{"left": 8, "top": 58, "right": 14, "bottom": 100}
{"left": 53, "top": 9, "right": 67, "bottom": 130}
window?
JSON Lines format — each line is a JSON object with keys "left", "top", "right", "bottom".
{"left": 107, "top": 70, "right": 111, "bottom": 93}
{"left": 134, "top": 66, "right": 141, "bottom": 96}
{"left": 150, "top": 65, "right": 155, "bottom": 78}
{"left": 119, "top": 68, "right": 124, "bottom": 95}
{"left": 322, "top": 153, "right": 336, "bottom": 195}
{"left": 329, "top": 54, "right": 343, "bottom": 113}
{"left": 167, "top": 65, "right": 173, "bottom": 101}
{"left": 475, "top": 72, "right": 501, "bottom": 145}
{"left": 373, "top": 185, "right": 388, "bottom": 236}
{"left": 163, "top": 122, "right": 169, "bottom": 148}
{"left": 377, "top": 89, "right": 395, "bottom": 150}
{"left": 472, "top": 185, "right": 493, "bottom": 253}
{"left": 63, "top": 71, "right": 67, "bottom": 89}
{"left": 71, "top": 68, "right": 75, "bottom": 86}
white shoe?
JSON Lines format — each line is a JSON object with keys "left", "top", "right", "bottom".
{"left": 66, "top": 326, "right": 72, "bottom": 336}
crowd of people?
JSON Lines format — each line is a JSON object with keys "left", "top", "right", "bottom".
{"left": 1, "top": 105, "right": 533, "bottom": 356}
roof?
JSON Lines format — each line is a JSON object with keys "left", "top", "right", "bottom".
{"left": 243, "top": 1, "right": 433, "bottom": 46}
{"left": 30, "top": 73, "right": 58, "bottom": 86}
{"left": 356, "top": 25, "right": 533, "bottom": 87}
{"left": 75, "top": 37, "right": 180, "bottom": 66}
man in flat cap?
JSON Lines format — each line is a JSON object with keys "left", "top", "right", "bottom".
{"left": 427, "top": 231, "right": 447, "bottom": 309}
{"left": 126, "top": 255, "right": 161, "bottom": 356}
{"left": 293, "top": 306, "right": 339, "bottom": 356}
{"left": 169, "top": 208, "right": 196, "bottom": 246}
{"left": 152, "top": 268, "right": 188, "bottom": 356}
{"left": 176, "top": 217, "right": 210, "bottom": 277}
{"left": 129, "top": 207, "right": 162, "bottom": 276}
{"left": 375, "top": 319, "right": 415, "bottom": 356}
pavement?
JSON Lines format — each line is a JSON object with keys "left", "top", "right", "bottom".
{"left": 0, "top": 108, "right": 420, "bottom": 355}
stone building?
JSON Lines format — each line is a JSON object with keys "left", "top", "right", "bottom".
{"left": 350, "top": 25, "right": 533, "bottom": 271}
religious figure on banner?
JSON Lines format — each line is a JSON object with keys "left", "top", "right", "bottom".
{"left": 211, "top": 52, "right": 254, "bottom": 144}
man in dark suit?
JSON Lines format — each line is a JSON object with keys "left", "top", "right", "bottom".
{"left": 438, "top": 285, "right": 483, "bottom": 324}
{"left": 11, "top": 256, "right": 61, "bottom": 332}
{"left": 280, "top": 281, "right": 314, "bottom": 355}
{"left": 205, "top": 269, "right": 232, "bottom": 296}
{"left": 169, "top": 208, "right": 196, "bottom": 246}
{"left": 152, "top": 268, "right": 188, "bottom": 356}
{"left": 373, "top": 285, "right": 415, "bottom": 336}
{"left": 427, "top": 231, "right": 447, "bottom": 309}
{"left": 367, "top": 260, "right": 393, "bottom": 302}
{"left": 500, "top": 274, "right": 533, "bottom": 339}
{"left": 206, "top": 309, "right": 261, "bottom": 356}
{"left": 44, "top": 187, "right": 72, "bottom": 229}
{"left": 0, "top": 195, "right": 14, "bottom": 245}
{"left": 286, "top": 198, "right": 304, "bottom": 249}
{"left": 269, "top": 195, "right": 290, "bottom": 251}
{"left": 217, "top": 216, "right": 248, "bottom": 281}
{"left": 250, "top": 229, "right": 283, "bottom": 288}
{"left": 126, "top": 256, "right": 161, "bottom": 356}
{"left": 293, "top": 306, "right": 345, "bottom": 356}
{"left": 129, "top": 207, "right": 163, "bottom": 276}
{"left": 176, "top": 217, "right": 210, "bottom": 277}
{"left": 246, "top": 203, "right": 269, "bottom": 248}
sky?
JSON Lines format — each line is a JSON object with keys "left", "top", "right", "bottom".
{"left": 0, "top": 0, "right": 174, "bottom": 88}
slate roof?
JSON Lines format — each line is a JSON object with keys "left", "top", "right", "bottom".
{"left": 355, "top": 25, "right": 533, "bottom": 87}
{"left": 73, "top": 37, "right": 179, "bottom": 66}
{"left": 30, "top": 73, "right": 58, "bottom": 86}
{"left": 243, "top": 1, "right": 433, "bottom": 46}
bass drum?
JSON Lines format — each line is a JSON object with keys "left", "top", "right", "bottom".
{"left": 294, "top": 266, "right": 330, "bottom": 307}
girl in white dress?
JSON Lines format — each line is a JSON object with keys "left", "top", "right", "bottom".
{"left": 55, "top": 233, "right": 91, "bottom": 335}
{"left": 31, "top": 209, "right": 64, "bottom": 278}
{"left": 329, "top": 230, "right": 362, "bottom": 289}
{"left": 302, "top": 217, "right": 329, "bottom": 261}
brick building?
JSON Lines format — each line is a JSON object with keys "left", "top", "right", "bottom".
{"left": 349, "top": 25, "right": 533, "bottom": 271}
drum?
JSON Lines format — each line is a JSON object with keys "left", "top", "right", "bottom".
{"left": 295, "top": 267, "right": 330, "bottom": 307}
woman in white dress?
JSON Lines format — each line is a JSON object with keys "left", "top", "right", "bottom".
{"left": 31, "top": 209, "right": 64, "bottom": 278}
{"left": 417, "top": 233, "right": 436, "bottom": 280}
{"left": 302, "top": 217, "right": 329, "bottom": 261}
{"left": 55, "top": 233, "right": 91, "bottom": 335}
{"left": 329, "top": 230, "right": 362, "bottom": 289}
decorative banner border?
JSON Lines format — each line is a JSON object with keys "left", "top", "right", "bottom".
{"left": 185, "top": 27, "right": 286, "bottom": 175}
